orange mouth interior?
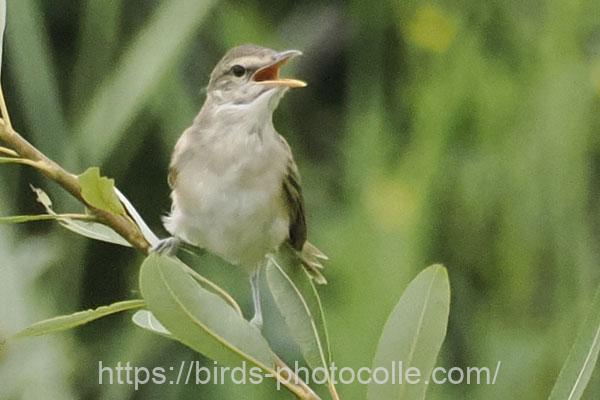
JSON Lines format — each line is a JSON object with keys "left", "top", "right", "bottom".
{"left": 252, "top": 59, "right": 306, "bottom": 88}
{"left": 253, "top": 60, "right": 286, "bottom": 82}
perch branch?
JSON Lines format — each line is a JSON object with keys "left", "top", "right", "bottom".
{"left": 0, "top": 117, "right": 151, "bottom": 254}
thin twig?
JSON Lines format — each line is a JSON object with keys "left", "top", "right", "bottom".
{"left": 0, "top": 156, "right": 44, "bottom": 168}
{"left": 0, "top": 213, "right": 97, "bottom": 224}
{"left": 0, "top": 146, "right": 18, "bottom": 156}
{"left": 0, "top": 86, "right": 13, "bottom": 131}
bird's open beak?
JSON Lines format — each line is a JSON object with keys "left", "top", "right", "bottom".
{"left": 252, "top": 50, "right": 307, "bottom": 88}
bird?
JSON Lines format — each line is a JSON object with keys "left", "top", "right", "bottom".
{"left": 154, "top": 44, "right": 328, "bottom": 329}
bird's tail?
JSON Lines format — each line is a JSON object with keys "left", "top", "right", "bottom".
{"left": 297, "top": 241, "right": 328, "bottom": 284}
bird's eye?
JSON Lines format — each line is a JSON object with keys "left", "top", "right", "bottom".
{"left": 231, "top": 65, "right": 246, "bottom": 77}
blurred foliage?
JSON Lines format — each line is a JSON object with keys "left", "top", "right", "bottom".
{"left": 1, "top": 0, "right": 600, "bottom": 399}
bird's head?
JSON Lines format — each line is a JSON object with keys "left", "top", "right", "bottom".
{"left": 206, "top": 44, "right": 306, "bottom": 113}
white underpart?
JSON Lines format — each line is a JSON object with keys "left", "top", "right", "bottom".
{"left": 164, "top": 89, "right": 290, "bottom": 270}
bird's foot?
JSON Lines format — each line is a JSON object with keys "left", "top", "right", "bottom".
{"left": 152, "top": 237, "right": 180, "bottom": 256}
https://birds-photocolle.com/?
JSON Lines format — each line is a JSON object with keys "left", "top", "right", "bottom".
{"left": 154, "top": 44, "right": 328, "bottom": 329}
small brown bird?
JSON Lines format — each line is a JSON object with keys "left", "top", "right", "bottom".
{"left": 155, "top": 44, "right": 327, "bottom": 328}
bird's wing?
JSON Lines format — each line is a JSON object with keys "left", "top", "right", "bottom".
{"left": 283, "top": 155, "right": 307, "bottom": 251}
{"left": 279, "top": 135, "right": 328, "bottom": 284}
{"left": 279, "top": 135, "right": 307, "bottom": 251}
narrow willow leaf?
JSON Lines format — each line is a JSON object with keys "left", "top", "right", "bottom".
{"left": 115, "top": 188, "right": 159, "bottom": 247}
{"left": 181, "top": 262, "right": 243, "bottom": 316}
{"left": 132, "top": 310, "right": 172, "bottom": 338}
{"left": 139, "top": 253, "right": 276, "bottom": 370}
{"left": 267, "top": 254, "right": 339, "bottom": 398}
{"left": 78, "top": 167, "right": 126, "bottom": 215}
{"left": 30, "top": 185, "right": 158, "bottom": 247}
{"left": 14, "top": 300, "right": 145, "bottom": 338}
{"left": 367, "top": 264, "right": 450, "bottom": 400}
{"left": 30, "top": 185, "right": 131, "bottom": 246}
{"left": 266, "top": 257, "right": 328, "bottom": 370}
{"left": 271, "top": 248, "right": 332, "bottom": 364}
{"left": 548, "top": 284, "right": 600, "bottom": 400}
{"left": 59, "top": 220, "right": 132, "bottom": 247}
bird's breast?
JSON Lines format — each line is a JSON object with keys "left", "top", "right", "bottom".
{"left": 165, "top": 126, "right": 290, "bottom": 267}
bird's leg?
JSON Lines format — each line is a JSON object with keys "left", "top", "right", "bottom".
{"left": 152, "top": 236, "right": 181, "bottom": 256}
{"left": 249, "top": 267, "right": 263, "bottom": 330}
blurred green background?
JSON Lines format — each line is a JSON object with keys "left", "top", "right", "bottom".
{"left": 1, "top": 0, "right": 600, "bottom": 399}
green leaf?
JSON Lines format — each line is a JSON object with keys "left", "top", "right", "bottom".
{"left": 58, "top": 219, "right": 132, "bottom": 247}
{"left": 367, "top": 264, "right": 450, "bottom": 400}
{"left": 548, "top": 283, "right": 600, "bottom": 400}
{"left": 266, "top": 256, "right": 338, "bottom": 396}
{"left": 266, "top": 257, "right": 329, "bottom": 370}
{"left": 14, "top": 300, "right": 144, "bottom": 338}
{"left": 78, "top": 167, "right": 126, "bottom": 215}
{"left": 132, "top": 310, "right": 172, "bottom": 338}
{"left": 30, "top": 184, "right": 52, "bottom": 208}
{"left": 30, "top": 185, "right": 131, "bottom": 247}
{"left": 180, "top": 260, "right": 243, "bottom": 316}
{"left": 74, "top": 0, "right": 217, "bottom": 165}
{"left": 139, "top": 253, "right": 276, "bottom": 370}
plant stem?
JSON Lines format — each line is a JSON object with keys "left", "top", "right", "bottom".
{"left": 0, "top": 213, "right": 98, "bottom": 224}
{"left": 0, "top": 156, "right": 44, "bottom": 168}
